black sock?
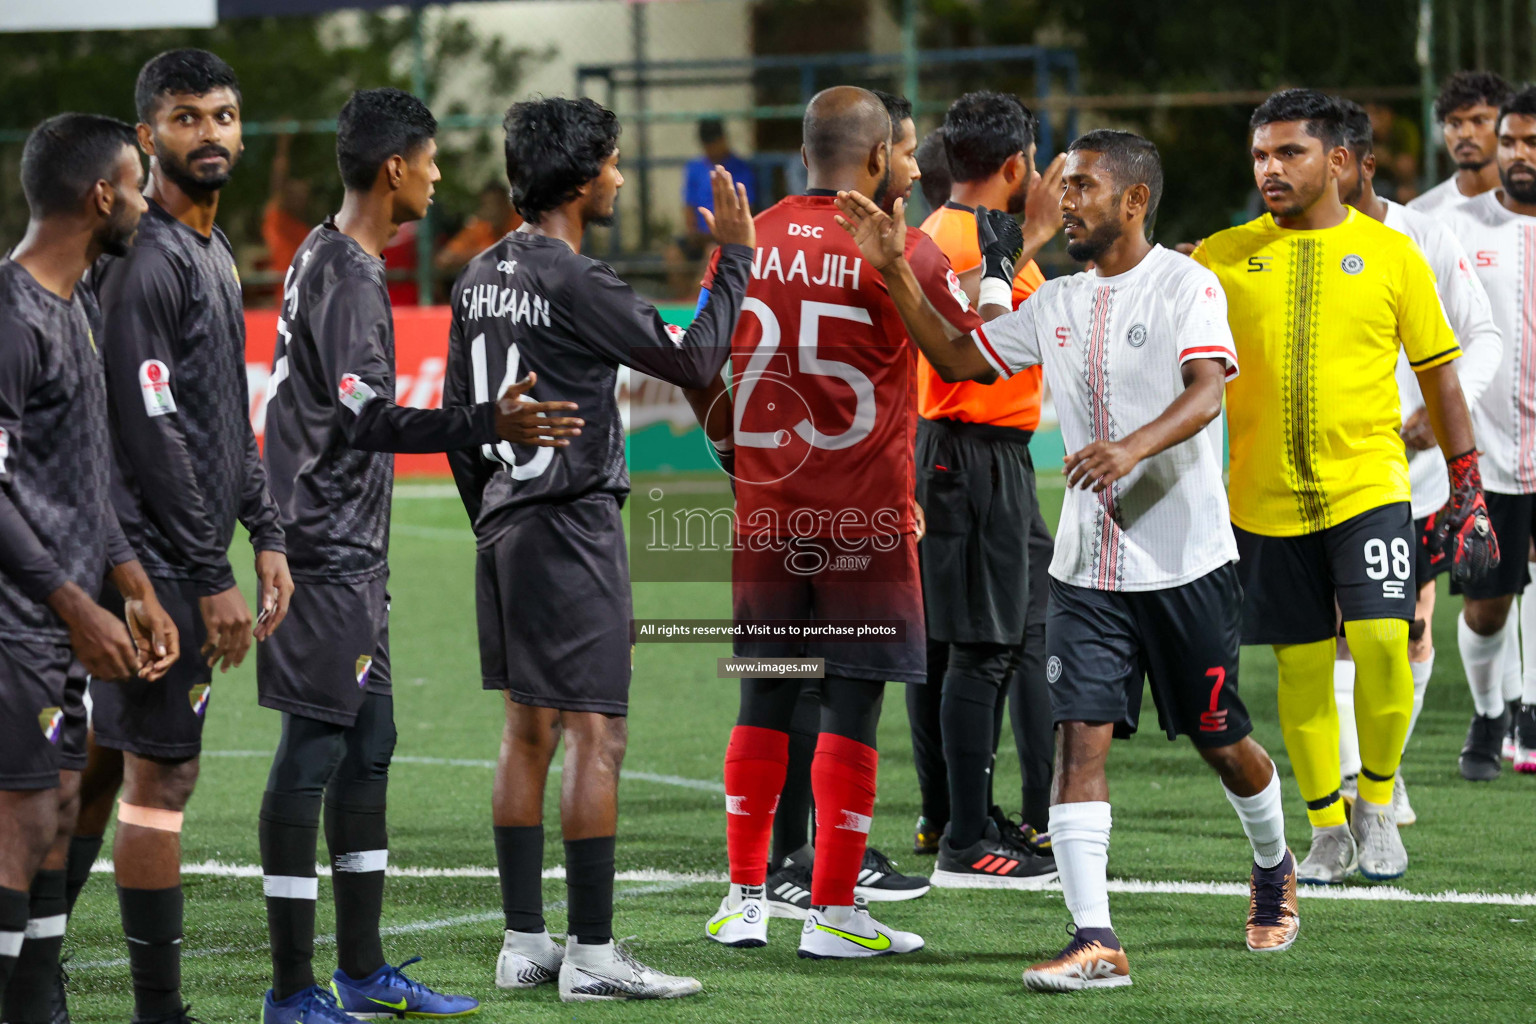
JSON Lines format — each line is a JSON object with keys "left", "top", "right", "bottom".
{"left": 910, "top": 641, "right": 950, "bottom": 827}
{"left": 118, "top": 885, "right": 183, "bottom": 1021}
{"left": 325, "top": 781, "right": 388, "bottom": 981}
{"left": 941, "top": 666, "right": 1004, "bottom": 850}
{"left": 770, "top": 710, "right": 816, "bottom": 866}
{"left": 261, "top": 791, "right": 322, "bottom": 1002}
{"left": 65, "top": 835, "right": 102, "bottom": 916}
{"left": 1023, "top": 786, "right": 1051, "bottom": 832}
{"left": 564, "top": 836, "right": 615, "bottom": 945}
{"left": 0, "top": 886, "right": 28, "bottom": 992}
{"left": 1, "top": 871, "right": 65, "bottom": 1022}
{"left": 493, "top": 825, "right": 544, "bottom": 932}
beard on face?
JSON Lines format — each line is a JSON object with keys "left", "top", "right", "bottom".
{"left": 872, "top": 163, "right": 894, "bottom": 213}
{"left": 156, "top": 138, "right": 237, "bottom": 195}
{"left": 1338, "top": 173, "right": 1364, "bottom": 207}
{"left": 1064, "top": 215, "right": 1121, "bottom": 263}
{"left": 1502, "top": 162, "right": 1536, "bottom": 203}
{"left": 97, "top": 196, "right": 139, "bottom": 258}
{"left": 1455, "top": 155, "right": 1492, "bottom": 172}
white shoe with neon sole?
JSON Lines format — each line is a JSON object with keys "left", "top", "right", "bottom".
{"left": 796, "top": 904, "right": 924, "bottom": 959}
{"left": 704, "top": 885, "right": 768, "bottom": 947}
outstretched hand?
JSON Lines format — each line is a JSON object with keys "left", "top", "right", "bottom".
{"left": 833, "top": 191, "right": 906, "bottom": 271}
{"left": 698, "top": 166, "right": 755, "bottom": 249}
{"left": 495, "top": 372, "right": 585, "bottom": 447}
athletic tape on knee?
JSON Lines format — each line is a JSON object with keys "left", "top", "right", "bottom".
{"left": 117, "top": 802, "right": 184, "bottom": 833}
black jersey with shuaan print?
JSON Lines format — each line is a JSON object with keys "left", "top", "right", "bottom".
{"left": 92, "top": 198, "right": 285, "bottom": 597}
{"left": 265, "top": 217, "right": 503, "bottom": 583}
{"left": 0, "top": 260, "right": 137, "bottom": 644}
{"left": 444, "top": 232, "right": 752, "bottom": 545}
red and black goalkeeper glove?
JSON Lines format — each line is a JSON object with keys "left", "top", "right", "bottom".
{"left": 1428, "top": 449, "right": 1500, "bottom": 585}
{"left": 976, "top": 205, "right": 1024, "bottom": 284}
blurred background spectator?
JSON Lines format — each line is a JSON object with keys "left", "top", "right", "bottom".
{"left": 261, "top": 134, "right": 312, "bottom": 300}
{"left": 435, "top": 182, "right": 523, "bottom": 280}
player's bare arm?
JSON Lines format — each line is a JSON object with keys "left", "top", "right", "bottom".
{"left": 1417, "top": 360, "right": 1499, "bottom": 582}
{"left": 108, "top": 558, "right": 179, "bottom": 680}
{"left": 832, "top": 191, "right": 1005, "bottom": 382}
{"left": 1064, "top": 358, "right": 1227, "bottom": 492}
{"left": 494, "top": 371, "right": 584, "bottom": 448}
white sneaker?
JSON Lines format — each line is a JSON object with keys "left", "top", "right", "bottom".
{"left": 1391, "top": 773, "right": 1416, "bottom": 826}
{"left": 558, "top": 940, "right": 701, "bottom": 1002}
{"left": 496, "top": 928, "right": 563, "bottom": 989}
{"left": 1351, "top": 798, "right": 1408, "bottom": 880}
{"left": 705, "top": 884, "right": 768, "bottom": 947}
{"left": 1295, "top": 824, "right": 1357, "bottom": 885}
{"left": 796, "top": 903, "right": 924, "bottom": 959}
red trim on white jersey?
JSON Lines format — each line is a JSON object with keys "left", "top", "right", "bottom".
{"left": 972, "top": 323, "right": 1012, "bottom": 379}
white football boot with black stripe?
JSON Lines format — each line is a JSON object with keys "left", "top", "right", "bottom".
{"left": 705, "top": 884, "right": 768, "bottom": 947}
{"left": 558, "top": 940, "right": 701, "bottom": 1002}
{"left": 495, "top": 929, "right": 563, "bottom": 989}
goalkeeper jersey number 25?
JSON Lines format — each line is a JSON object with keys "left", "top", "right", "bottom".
{"left": 1192, "top": 209, "right": 1460, "bottom": 538}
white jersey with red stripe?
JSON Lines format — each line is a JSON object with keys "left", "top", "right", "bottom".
{"left": 1382, "top": 198, "right": 1504, "bottom": 517}
{"left": 974, "top": 244, "right": 1238, "bottom": 592}
{"left": 1440, "top": 189, "right": 1536, "bottom": 495}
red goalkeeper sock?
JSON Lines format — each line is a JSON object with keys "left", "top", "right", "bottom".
{"left": 810, "top": 732, "right": 879, "bottom": 907}
{"left": 724, "top": 725, "right": 789, "bottom": 886}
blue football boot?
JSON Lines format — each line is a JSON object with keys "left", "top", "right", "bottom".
{"left": 262, "top": 985, "right": 358, "bottom": 1024}
{"left": 330, "top": 958, "right": 479, "bottom": 1019}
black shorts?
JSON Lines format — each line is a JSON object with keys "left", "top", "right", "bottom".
{"left": 1413, "top": 515, "right": 1444, "bottom": 590}
{"left": 733, "top": 533, "right": 925, "bottom": 684}
{"left": 1233, "top": 502, "right": 1416, "bottom": 645}
{"left": 92, "top": 576, "right": 211, "bottom": 760}
{"left": 1452, "top": 491, "right": 1534, "bottom": 599}
{"left": 476, "top": 494, "right": 632, "bottom": 715}
{"left": 1044, "top": 564, "right": 1251, "bottom": 748}
{"left": 258, "top": 575, "right": 391, "bottom": 727}
{"left": 0, "top": 638, "right": 72, "bottom": 790}
{"left": 59, "top": 661, "right": 88, "bottom": 772}
{"left": 916, "top": 418, "right": 1038, "bottom": 645}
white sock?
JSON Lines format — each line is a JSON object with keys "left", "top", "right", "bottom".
{"left": 1049, "top": 801, "right": 1112, "bottom": 930}
{"left": 1502, "top": 602, "right": 1523, "bottom": 702}
{"left": 1523, "top": 575, "right": 1536, "bottom": 704}
{"left": 1223, "top": 770, "right": 1287, "bottom": 869}
{"left": 1405, "top": 653, "right": 1433, "bottom": 746}
{"left": 1459, "top": 613, "right": 1510, "bottom": 717}
{"left": 1334, "top": 659, "right": 1360, "bottom": 776}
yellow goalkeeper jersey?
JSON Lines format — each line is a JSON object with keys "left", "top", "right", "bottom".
{"left": 1193, "top": 208, "right": 1460, "bottom": 537}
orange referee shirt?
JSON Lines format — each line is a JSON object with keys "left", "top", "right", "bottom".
{"left": 918, "top": 203, "right": 1045, "bottom": 430}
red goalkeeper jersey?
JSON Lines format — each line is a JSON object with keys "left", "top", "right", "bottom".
{"left": 702, "top": 193, "right": 983, "bottom": 537}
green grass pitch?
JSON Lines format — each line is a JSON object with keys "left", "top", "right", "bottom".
{"left": 62, "top": 475, "right": 1536, "bottom": 1023}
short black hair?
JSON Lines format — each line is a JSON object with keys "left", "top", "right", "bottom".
{"left": 698, "top": 118, "right": 725, "bottom": 145}
{"left": 1498, "top": 85, "right": 1536, "bottom": 133}
{"left": 503, "top": 97, "right": 621, "bottom": 222}
{"left": 1067, "top": 129, "right": 1164, "bottom": 233}
{"left": 941, "top": 91, "right": 1037, "bottom": 184}
{"left": 134, "top": 49, "right": 240, "bottom": 123}
{"left": 1436, "top": 70, "right": 1515, "bottom": 123}
{"left": 336, "top": 88, "right": 437, "bottom": 192}
{"left": 1335, "top": 97, "right": 1374, "bottom": 157}
{"left": 871, "top": 89, "right": 913, "bottom": 128}
{"left": 21, "top": 113, "right": 138, "bottom": 218}
{"left": 915, "top": 128, "right": 951, "bottom": 212}
{"left": 1249, "top": 88, "right": 1345, "bottom": 150}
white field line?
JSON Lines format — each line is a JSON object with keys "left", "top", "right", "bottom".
{"left": 393, "top": 484, "right": 463, "bottom": 499}
{"left": 86, "top": 859, "right": 1536, "bottom": 908}
{"left": 71, "top": 880, "right": 692, "bottom": 972}
{"left": 201, "top": 750, "right": 726, "bottom": 794}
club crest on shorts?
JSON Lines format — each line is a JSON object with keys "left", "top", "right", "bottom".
{"left": 188, "top": 683, "right": 210, "bottom": 717}
{"left": 1341, "top": 254, "right": 1364, "bottom": 275}
{"left": 38, "top": 707, "right": 63, "bottom": 744}
{"left": 355, "top": 655, "right": 373, "bottom": 688}
{"left": 1046, "top": 656, "right": 1062, "bottom": 683}
{"left": 1126, "top": 323, "right": 1148, "bottom": 347}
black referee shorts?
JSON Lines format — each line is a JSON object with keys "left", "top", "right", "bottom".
{"left": 1044, "top": 564, "right": 1251, "bottom": 748}
{"left": 915, "top": 417, "right": 1037, "bottom": 645}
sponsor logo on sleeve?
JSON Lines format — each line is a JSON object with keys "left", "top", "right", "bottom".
{"left": 138, "top": 359, "right": 176, "bottom": 417}
{"left": 0, "top": 426, "right": 9, "bottom": 475}
{"left": 664, "top": 323, "right": 687, "bottom": 346}
{"left": 338, "top": 373, "right": 377, "bottom": 416}
{"left": 945, "top": 268, "right": 973, "bottom": 311}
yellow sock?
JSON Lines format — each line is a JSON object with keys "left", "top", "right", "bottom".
{"left": 1274, "top": 638, "right": 1347, "bottom": 828}
{"left": 1344, "top": 617, "right": 1413, "bottom": 806}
